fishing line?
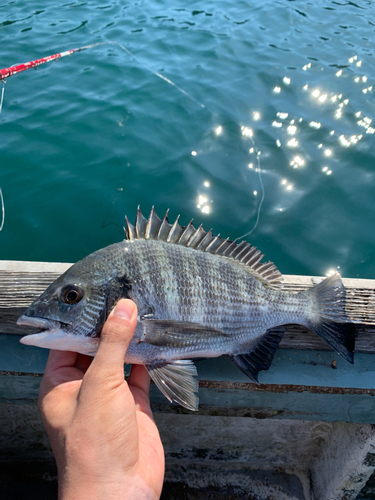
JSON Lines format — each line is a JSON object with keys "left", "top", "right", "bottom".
{"left": 0, "top": 188, "right": 5, "bottom": 231}
{"left": 237, "top": 138, "right": 265, "bottom": 240}
{"left": 0, "top": 82, "right": 5, "bottom": 114}
{"left": 108, "top": 41, "right": 205, "bottom": 109}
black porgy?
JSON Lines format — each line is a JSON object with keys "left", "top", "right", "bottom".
{"left": 18, "top": 208, "right": 355, "bottom": 410}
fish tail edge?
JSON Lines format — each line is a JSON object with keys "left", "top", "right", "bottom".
{"left": 304, "top": 273, "right": 355, "bottom": 364}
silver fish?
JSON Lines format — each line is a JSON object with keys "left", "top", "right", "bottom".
{"left": 18, "top": 207, "right": 354, "bottom": 410}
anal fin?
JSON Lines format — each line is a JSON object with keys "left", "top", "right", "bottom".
{"left": 229, "top": 327, "right": 285, "bottom": 383}
{"left": 146, "top": 360, "right": 199, "bottom": 411}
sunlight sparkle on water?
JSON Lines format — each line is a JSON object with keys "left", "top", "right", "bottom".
{"left": 339, "top": 135, "right": 351, "bottom": 147}
{"left": 357, "top": 117, "right": 375, "bottom": 134}
{"left": 287, "top": 138, "right": 298, "bottom": 148}
{"left": 197, "top": 195, "right": 211, "bottom": 214}
{"left": 241, "top": 126, "right": 253, "bottom": 137}
{"left": 290, "top": 156, "right": 304, "bottom": 168}
{"left": 326, "top": 269, "right": 337, "bottom": 277}
{"left": 338, "top": 134, "right": 361, "bottom": 147}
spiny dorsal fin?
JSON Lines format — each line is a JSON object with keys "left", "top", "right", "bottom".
{"left": 124, "top": 207, "right": 283, "bottom": 288}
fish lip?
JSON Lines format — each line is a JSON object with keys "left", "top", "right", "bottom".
{"left": 19, "top": 328, "right": 100, "bottom": 356}
{"left": 17, "top": 315, "right": 63, "bottom": 332}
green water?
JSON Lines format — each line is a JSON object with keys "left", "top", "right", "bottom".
{"left": 1, "top": 0, "right": 374, "bottom": 279}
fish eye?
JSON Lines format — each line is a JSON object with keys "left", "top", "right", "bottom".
{"left": 60, "top": 285, "right": 84, "bottom": 305}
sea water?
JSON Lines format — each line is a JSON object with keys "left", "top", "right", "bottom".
{"left": 1, "top": 0, "right": 374, "bottom": 279}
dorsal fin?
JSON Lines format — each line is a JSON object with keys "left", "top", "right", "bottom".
{"left": 124, "top": 208, "right": 283, "bottom": 288}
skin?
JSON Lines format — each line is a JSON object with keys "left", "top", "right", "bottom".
{"left": 38, "top": 299, "right": 165, "bottom": 500}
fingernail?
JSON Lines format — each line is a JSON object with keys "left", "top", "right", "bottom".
{"left": 113, "top": 300, "right": 134, "bottom": 320}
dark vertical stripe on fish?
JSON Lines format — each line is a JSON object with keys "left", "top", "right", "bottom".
{"left": 193, "top": 250, "right": 216, "bottom": 327}
{"left": 165, "top": 243, "right": 191, "bottom": 321}
{"left": 142, "top": 242, "right": 168, "bottom": 315}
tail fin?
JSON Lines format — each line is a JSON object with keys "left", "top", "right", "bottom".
{"left": 304, "top": 273, "right": 355, "bottom": 363}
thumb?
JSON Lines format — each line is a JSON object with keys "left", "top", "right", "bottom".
{"left": 85, "top": 299, "right": 138, "bottom": 382}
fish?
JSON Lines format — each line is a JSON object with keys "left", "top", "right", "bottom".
{"left": 17, "top": 207, "right": 355, "bottom": 411}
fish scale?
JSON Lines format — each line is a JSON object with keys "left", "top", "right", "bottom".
{"left": 18, "top": 207, "right": 355, "bottom": 411}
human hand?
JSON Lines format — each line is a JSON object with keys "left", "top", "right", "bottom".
{"left": 38, "top": 299, "right": 165, "bottom": 500}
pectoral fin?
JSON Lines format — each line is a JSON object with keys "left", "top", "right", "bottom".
{"left": 230, "top": 327, "right": 285, "bottom": 383}
{"left": 146, "top": 360, "right": 199, "bottom": 411}
{"left": 139, "top": 319, "right": 230, "bottom": 348}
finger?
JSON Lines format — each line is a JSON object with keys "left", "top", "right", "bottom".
{"left": 85, "top": 299, "right": 138, "bottom": 383}
{"left": 128, "top": 364, "right": 150, "bottom": 396}
{"left": 44, "top": 349, "right": 78, "bottom": 374}
{"left": 74, "top": 353, "right": 92, "bottom": 373}
{"left": 128, "top": 364, "right": 153, "bottom": 418}
{"left": 40, "top": 349, "right": 84, "bottom": 395}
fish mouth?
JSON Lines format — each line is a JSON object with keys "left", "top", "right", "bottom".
{"left": 17, "top": 315, "right": 62, "bottom": 332}
{"left": 17, "top": 315, "right": 99, "bottom": 355}
{"left": 17, "top": 315, "right": 63, "bottom": 347}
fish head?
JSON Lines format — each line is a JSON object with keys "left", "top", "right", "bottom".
{"left": 17, "top": 252, "right": 130, "bottom": 355}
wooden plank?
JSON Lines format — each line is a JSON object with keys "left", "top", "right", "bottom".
{"left": 2, "top": 369, "right": 375, "bottom": 424}
{"left": 2, "top": 334, "right": 375, "bottom": 424}
{"left": 1, "top": 260, "right": 375, "bottom": 353}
